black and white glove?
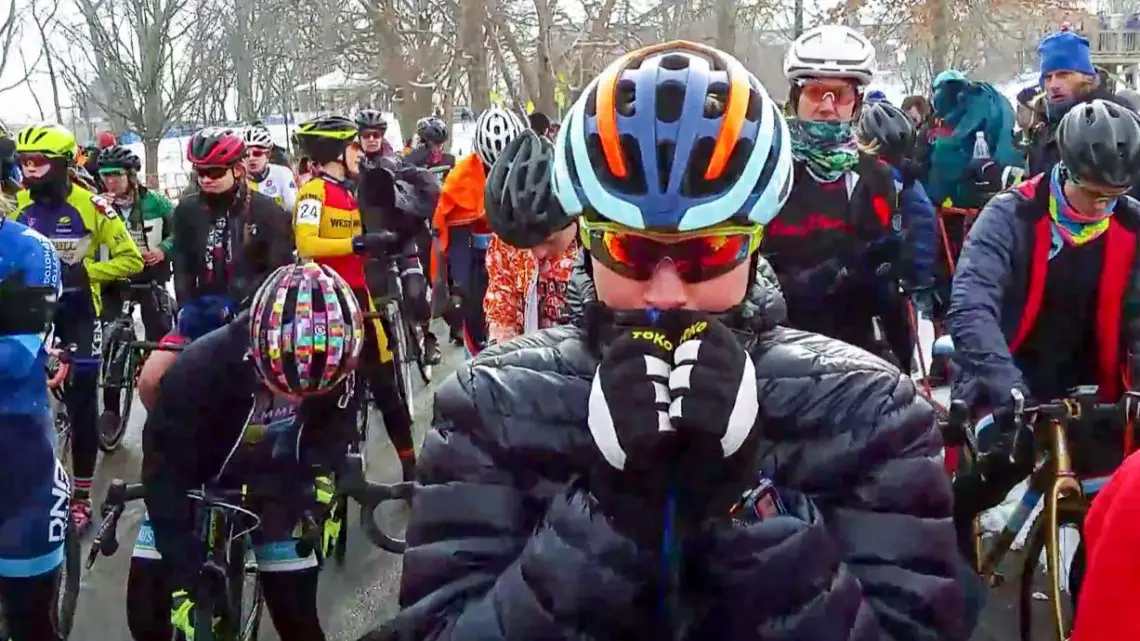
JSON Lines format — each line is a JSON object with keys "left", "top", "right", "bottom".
{"left": 665, "top": 313, "right": 761, "bottom": 523}
{"left": 587, "top": 326, "right": 676, "bottom": 544}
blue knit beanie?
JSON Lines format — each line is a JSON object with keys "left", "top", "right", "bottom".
{"left": 1038, "top": 29, "right": 1096, "bottom": 83}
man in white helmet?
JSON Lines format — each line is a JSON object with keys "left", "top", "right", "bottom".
{"left": 243, "top": 126, "right": 298, "bottom": 213}
{"left": 429, "top": 106, "right": 526, "bottom": 355}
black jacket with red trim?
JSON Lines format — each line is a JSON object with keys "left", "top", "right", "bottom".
{"left": 946, "top": 174, "right": 1140, "bottom": 408}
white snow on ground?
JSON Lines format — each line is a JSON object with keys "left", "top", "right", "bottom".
{"left": 133, "top": 114, "right": 476, "bottom": 199}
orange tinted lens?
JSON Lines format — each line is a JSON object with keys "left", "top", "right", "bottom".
{"left": 590, "top": 230, "right": 753, "bottom": 282}
{"left": 801, "top": 83, "right": 857, "bottom": 106}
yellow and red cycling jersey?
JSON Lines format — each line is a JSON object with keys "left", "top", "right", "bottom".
{"left": 293, "top": 174, "right": 365, "bottom": 289}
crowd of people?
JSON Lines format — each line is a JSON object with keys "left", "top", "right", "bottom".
{"left": 2, "top": 17, "right": 1140, "bottom": 641}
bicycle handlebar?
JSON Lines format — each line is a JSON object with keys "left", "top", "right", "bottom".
{"left": 939, "top": 388, "right": 1136, "bottom": 457}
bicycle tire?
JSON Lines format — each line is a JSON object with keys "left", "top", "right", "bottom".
{"left": 99, "top": 342, "right": 134, "bottom": 452}
{"left": 334, "top": 497, "right": 349, "bottom": 566}
{"left": 1018, "top": 498, "right": 1087, "bottom": 641}
{"left": 403, "top": 313, "right": 431, "bottom": 385}
{"left": 53, "top": 520, "right": 81, "bottom": 639}
{"left": 385, "top": 302, "right": 416, "bottom": 422}
{"left": 194, "top": 587, "right": 217, "bottom": 641}
{"left": 237, "top": 557, "right": 264, "bottom": 641}
{"left": 98, "top": 327, "right": 134, "bottom": 452}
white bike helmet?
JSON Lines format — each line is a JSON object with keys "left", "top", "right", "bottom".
{"left": 784, "top": 25, "right": 876, "bottom": 86}
{"left": 243, "top": 126, "right": 274, "bottom": 149}
{"left": 474, "top": 107, "right": 525, "bottom": 167}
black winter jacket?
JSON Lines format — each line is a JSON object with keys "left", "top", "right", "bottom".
{"left": 170, "top": 186, "right": 294, "bottom": 308}
{"left": 377, "top": 259, "right": 967, "bottom": 641}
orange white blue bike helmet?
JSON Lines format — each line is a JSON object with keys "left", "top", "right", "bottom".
{"left": 552, "top": 40, "right": 793, "bottom": 232}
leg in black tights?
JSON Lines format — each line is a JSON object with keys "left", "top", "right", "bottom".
{"left": 260, "top": 568, "right": 325, "bottom": 641}
{"left": 0, "top": 567, "right": 62, "bottom": 641}
{"left": 126, "top": 557, "right": 172, "bottom": 641}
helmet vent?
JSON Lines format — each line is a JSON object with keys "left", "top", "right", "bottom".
{"left": 659, "top": 54, "right": 690, "bottom": 71}
{"left": 657, "top": 81, "right": 686, "bottom": 122}
{"left": 616, "top": 79, "right": 637, "bottom": 117}
{"left": 657, "top": 140, "right": 675, "bottom": 192}
{"left": 704, "top": 82, "right": 729, "bottom": 118}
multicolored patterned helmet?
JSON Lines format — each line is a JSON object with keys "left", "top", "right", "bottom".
{"left": 248, "top": 262, "right": 365, "bottom": 398}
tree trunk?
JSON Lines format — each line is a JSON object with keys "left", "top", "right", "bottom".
{"left": 460, "top": 0, "right": 489, "bottom": 111}
{"left": 533, "top": 0, "right": 557, "bottom": 115}
{"left": 714, "top": 0, "right": 736, "bottom": 54}
{"left": 144, "top": 136, "right": 161, "bottom": 183}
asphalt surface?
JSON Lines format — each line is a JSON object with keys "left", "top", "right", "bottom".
{"left": 69, "top": 329, "right": 468, "bottom": 641}
{"left": 66, "top": 333, "right": 1050, "bottom": 641}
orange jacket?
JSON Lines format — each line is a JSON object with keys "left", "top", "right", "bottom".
{"left": 430, "top": 153, "right": 489, "bottom": 282}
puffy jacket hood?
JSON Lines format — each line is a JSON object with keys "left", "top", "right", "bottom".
{"left": 565, "top": 250, "right": 788, "bottom": 350}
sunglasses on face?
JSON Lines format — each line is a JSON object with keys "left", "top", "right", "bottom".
{"left": 581, "top": 224, "right": 761, "bottom": 283}
{"left": 246, "top": 149, "right": 267, "bottom": 158}
{"left": 18, "top": 153, "right": 52, "bottom": 168}
{"left": 1069, "top": 173, "right": 1131, "bottom": 201}
{"left": 800, "top": 82, "right": 858, "bottom": 106}
{"left": 197, "top": 166, "right": 232, "bottom": 180}
{"left": 359, "top": 130, "right": 385, "bottom": 140}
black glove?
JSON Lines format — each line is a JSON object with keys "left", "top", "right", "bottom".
{"left": 61, "top": 262, "right": 90, "bottom": 292}
{"left": 968, "top": 158, "right": 1003, "bottom": 195}
{"left": 898, "top": 157, "right": 922, "bottom": 188}
{"left": 976, "top": 390, "right": 1035, "bottom": 482}
{"left": 661, "top": 312, "right": 761, "bottom": 524}
{"left": 586, "top": 325, "right": 677, "bottom": 544}
{"left": 358, "top": 159, "right": 397, "bottom": 214}
{"left": 351, "top": 231, "right": 400, "bottom": 257}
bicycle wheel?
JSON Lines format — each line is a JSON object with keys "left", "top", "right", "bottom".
{"left": 334, "top": 496, "right": 349, "bottom": 566}
{"left": 405, "top": 316, "right": 431, "bottom": 384}
{"left": 53, "top": 520, "right": 81, "bottom": 639}
{"left": 238, "top": 558, "right": 263, "bottom": 641}
{"left": 99, "top": 331, "right": 134, "bottom": 452}
{"left": 1018, "top": 497, "right": 1087, "bottom": 641}
{"left": 53, "top": 394, "right": 72, "bottom": 473}
{"left": 384, "top": 302, "right": 416, "bottom": 421}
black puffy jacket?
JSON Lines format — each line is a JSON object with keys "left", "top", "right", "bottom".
{"left": 377, "top": 259, "right": 967, "bottom": 641}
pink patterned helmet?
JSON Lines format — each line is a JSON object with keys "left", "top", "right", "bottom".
{"left": 248, "top": 262, "right": 364, "bottom": 398}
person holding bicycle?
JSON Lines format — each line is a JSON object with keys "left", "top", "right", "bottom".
{"left": 291, "top": 115, "right": 419, "bottom": 483}
{"left": 380, "top": 41, "right": 966, "bottom": 641}
{"left": 0, "top": 215, "right": 69, "bottom": 641}
{"left": 8, "top": 123, "right": 144, "bottom": 534}
{"left": 96, "top": 144, "right": 177, "bottom": 435}
{"left": 947, "top": 99, "right": 1140, "bottom": 564}
{"left": 129, "top": 261, "right": 362, "bottom": 641}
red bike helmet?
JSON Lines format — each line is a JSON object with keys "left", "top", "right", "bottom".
{"left": 187, "top": 127, "right": 245, "bottom": 166}
{"left": 248, "top": 262, "right": 365, "bottom": 398}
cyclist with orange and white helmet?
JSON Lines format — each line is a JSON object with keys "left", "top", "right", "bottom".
{"left": 128, "top": 261, "right": 362, "bottom": 641}
{"left": 383, "top": 40, "right": 964, "bottom": 641}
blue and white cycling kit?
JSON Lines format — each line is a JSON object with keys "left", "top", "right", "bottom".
{"left": 0, "top": 219, "right": 69, "bottom": 578}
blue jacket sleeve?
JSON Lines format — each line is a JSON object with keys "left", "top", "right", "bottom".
{"left": 899, "top": 179, "right": 937, "bottom": 287}
{"left": 946, "top": 193, "right": 1026, "bottom": 407}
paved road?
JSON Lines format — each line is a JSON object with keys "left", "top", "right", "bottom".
{"left": 68, "top": 329, "right": 1047, "bottom": 640}
{"left": 70, "top": 332, "right": 468, "bottom": 641}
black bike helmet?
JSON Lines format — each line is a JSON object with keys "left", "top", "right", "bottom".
{"left": 355, "top": 109, "right": 387, "bottom": 131}
{"left": 857, "top": 101, "right": 916, "bottom": 164}
{"left": 1058, "top": 99, "right": 1140, "bottom": 188}
{"left": 97, "top": 144, "right": 142, "bottom": 172}
{"left": 416, "top": 117, "right": 448, "bottom": 144}
{"left": 1116, "top": 89, "right": 1140, "bottom": 114}
{"left": 295, "top": 115, "right": 357, "bottom": 164}
{"left": 485, "top": 129, "right": 573, "bottom": 249}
